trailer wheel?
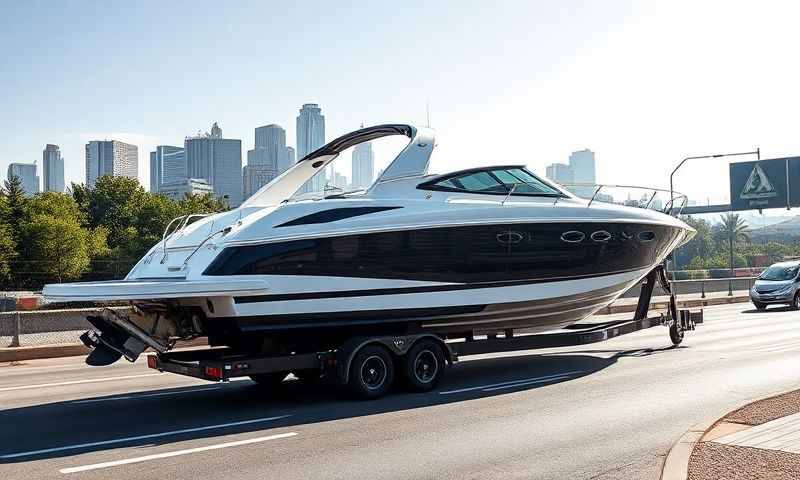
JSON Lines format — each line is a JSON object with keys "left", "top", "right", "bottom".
{"left": 250, "top": 372, "right": 288, "bottom": 387}
{"left": 402, "top": 339, "right": 445, "bottom": 392}
{"left": 669, "top": 321, "right": 684, "bottom": 345}
{"left": 349, "top": 345, "right": 394, "bottom": 399}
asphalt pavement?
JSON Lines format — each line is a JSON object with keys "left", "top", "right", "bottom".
{"left": 2, "top": 302, "right": 800, "bottom": 480}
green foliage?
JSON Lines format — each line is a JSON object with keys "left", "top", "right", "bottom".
{"left": 0, "top": 175, "right": 228, "bottom": 289}
{"left": 21, "top": 215, "right": 94, "bottom": 282}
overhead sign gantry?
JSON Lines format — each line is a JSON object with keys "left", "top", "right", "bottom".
{"left": 729, "top": 157, "right": 800, "bottom": 211}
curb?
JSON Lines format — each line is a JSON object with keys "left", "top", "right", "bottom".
{"left": 0, "top": 343, "right": 89, "bottom": 362}
{"left": 659, "top": 388, "right": 795, "bottom": 480}
{"left": 0, "top": 337, "right": 209, "bottom": 363}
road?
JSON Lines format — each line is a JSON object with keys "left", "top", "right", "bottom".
{"left": 1, "top": 303, "right": 799, "bottom": 480}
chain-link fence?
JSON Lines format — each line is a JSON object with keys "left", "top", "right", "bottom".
{"left": 1, "top": 259, "right": 137, "bottom": 291}
{"left": 0, "top": 306, "right": 132, "bottom": 348}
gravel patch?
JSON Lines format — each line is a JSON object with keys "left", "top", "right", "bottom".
{"left": 688, "top": 442, "right": 800, "bottom": 480}
{"left": 726, "top": 390, "right": 800, "bottom": 426}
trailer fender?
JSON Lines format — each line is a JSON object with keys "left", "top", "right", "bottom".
{"left": 336, "top": 334, "right": 453, "bottom": 384}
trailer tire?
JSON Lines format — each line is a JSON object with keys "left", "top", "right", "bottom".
{"left": 402, "top": 339, "right": 445, "bottom": 392}
{"left": 669, "top": 322, "right": 684, "bottom": 345}
{"left": 250, "top": 372, "right": 288, "bottom": 388}
{"left": 348, "top": 345, "right": 394, "bottom": 399}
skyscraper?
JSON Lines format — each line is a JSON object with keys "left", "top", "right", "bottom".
{"left": 242, "top": 125, "right": 285, "bottom": 201}
{"left": 568, "top": 149, "right": 596, "bottom": 198}
{"left": 296, "top": 103, "right": 326, "bottom": 192}
{"left": 149, "top": 145, "right": 185, "bottom": 192}
{"left": 42, "top": 144, "right": 65, "bottom": 192}
{"left": 185, "top": 122, "right": 243, "bottom": 206}
{"left": 282, "top": 146, "right": 296, "bottom": 173}
{"left": 85, "top": 140, "right": 138, "bottom": 187}
{"left": 351, "top": 141, "right": 375, "bottom": 189}
{"left": 7, "top": 162, "right": 39, "bottom": 196}
{"left": 545, "top": 163, "right": 574, "bottom": 185}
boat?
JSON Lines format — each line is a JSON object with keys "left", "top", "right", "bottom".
{"left": 43, "top": 124, "right": 695, "bottom": 366}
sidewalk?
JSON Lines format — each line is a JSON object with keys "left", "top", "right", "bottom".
{"left": 665, "top": 390, "right": 800, "bottom": 480}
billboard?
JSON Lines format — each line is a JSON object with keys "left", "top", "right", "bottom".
{"left": 729, "top": 157, "right": 800, "bottom": 211}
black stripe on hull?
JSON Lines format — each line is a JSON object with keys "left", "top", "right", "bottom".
{"left": 229, "top": 279, "right": 635, "bottom": 335}
{"left": 206, "top": 222, "right": 681, "bottom": 286}
{"left": 233, "top": 267, "right": 645, "bottom": 304}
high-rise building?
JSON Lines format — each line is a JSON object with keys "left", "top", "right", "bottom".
{"left": 242, "top": 124, "right": 289, "bottom": 201}
{"left": 85, "top": 140, "right": 138, "bottom": 187}
{"left": 351, "top": 141, "right": 375, "bottom": 190}
{"left": 568, "top": 149, "right": 596, "bottom": 198}
{"left": 149, "top": 146, "right": 185, "bottom": 192}
{"left": 42, "top": 144, "right": 65, "bottom": 192}
{"left": 282, "top": 146, "right": 296, "bottom": 173}
{"left": 296, "top": 103, "right": 326, "bottom": 192}
{"left": 545, "top": 163, "right": 574, "bottom": 185}
{"left": 185, "top": 122, "right": 242, "bottom": 206}
{"left": 159, "top": 178, "right": 214, "bottom": 201}
{"left": 7, "top": 162, "right": 39, "bottom": 196}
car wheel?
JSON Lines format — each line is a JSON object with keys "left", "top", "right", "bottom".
{"left": 793, "top": 293, "right": 800, "bottom": 311}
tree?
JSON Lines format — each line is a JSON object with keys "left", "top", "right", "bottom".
{"left": 3, "top": 174, "right": 27, "bottom": 236}
{"left": 717, "top": 213, "right": 750, "bottom": 275}
{"left": 84, "top": 176, "right": 147, "bottom": 254}
{"left": 0, "top": 223, "right": 16, "bottom": 283}
{"left": 21, "top": 215, "right": 96, "bottom": 282}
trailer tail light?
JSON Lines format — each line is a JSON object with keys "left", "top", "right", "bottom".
{"left": 205, "top": 366, "right": 222, "bottom": 379}
{"left": 147, "top": 355, "right": 157, "bottom": 369}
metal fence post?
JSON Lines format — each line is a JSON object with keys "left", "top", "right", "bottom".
{"left": 10, "top": 311, "right": 21, "bottom": 347}
{"left": 728, "top": 279, "right": 733, "bottom": 297}
{"left": 701, "top": 281, "right": 706, "bottom": 299}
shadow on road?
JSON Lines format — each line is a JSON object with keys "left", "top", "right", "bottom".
{"left": 741, "top": 306, "right": 795, "bottom": 314}
{"left": 0, "top": 347, "right": 676, "bottom": 463}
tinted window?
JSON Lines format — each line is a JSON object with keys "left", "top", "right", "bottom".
{"left": 423, "top": 168, "right": 562, "bottom": 196}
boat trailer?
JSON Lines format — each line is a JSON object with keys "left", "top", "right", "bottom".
{"left": 147, "top": 265, "right": 701, "bottom": 398}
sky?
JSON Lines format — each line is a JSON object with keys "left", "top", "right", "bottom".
{"left": 3, "top": 0, "right": 800, "bottom": 209}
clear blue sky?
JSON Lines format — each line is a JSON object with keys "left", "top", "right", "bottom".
{"left": 3, "top": 0, "right": 800, "bottom": 206}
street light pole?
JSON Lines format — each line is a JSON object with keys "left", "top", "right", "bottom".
{"left": 669, "top": 149, "right": 761, "bottom": 208}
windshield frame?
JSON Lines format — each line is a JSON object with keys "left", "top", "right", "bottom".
{"left": 417, "top": 166, "right": 568, "bottom": 198}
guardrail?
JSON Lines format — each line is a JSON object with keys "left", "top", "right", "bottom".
{"left": 669, "top": 276, "right": 757, "bottom": 298}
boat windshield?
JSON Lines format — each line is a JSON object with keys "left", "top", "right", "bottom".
{"left": 420, "top": 167, "right": 564, "bottom": 196}
{"left": 759, "top": 264, "right": 799, "bottom": 281}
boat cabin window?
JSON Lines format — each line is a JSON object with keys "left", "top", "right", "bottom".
{"left": 419, "top": 167, "right": 564, "bottom": 196}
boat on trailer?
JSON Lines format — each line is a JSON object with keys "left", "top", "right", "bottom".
{"left": 44, "top": 124, "right": 696, "bottom": 395}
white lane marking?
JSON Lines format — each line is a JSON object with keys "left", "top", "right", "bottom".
{"left": 482, "top": 374, "right": 575, "bottom": 392}
{"left": 59, "top": 432, "right": 298, "bottom": 474}
{"left": 0, "top": 415, "right": 291, "bottom": 459}
{"left": 0, "top": 373, "right": 163, "bottom": 392}
{"left": 71, "top": 386, "right": 222, "bottom": 404}
{"left": 438, "top": 370, "right": 583, "bottom": 395}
